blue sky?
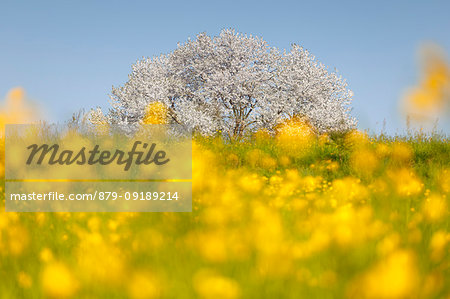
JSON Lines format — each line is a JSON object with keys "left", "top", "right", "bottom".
{"left": 1, "top": 0, "right": 449, "bottom": 134}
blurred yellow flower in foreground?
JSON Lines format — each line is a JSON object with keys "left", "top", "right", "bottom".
{"left": 193, "top": 270, "right": 241, "bottom": 299}
{"left": 422, "top": 193, "right": 448, "bottom": 222}
{"left": 388, "top": 168, "right": 423, "bottom": 196}
{"left": 39, "top": 247, "right": 54, "bottom": 263}
{"left": 348, "top": 249, "right": 419, "bottom": 299}
{"left": 17, "top": 271, "right": 33, "bottom": 289}
{"left": 402, "top": 43, "right": 450, "bottom": 122}
{"left": 429, "top": 230, "right": 449, "bottom": 262}
{"left": 0, "top": 87, "right": 42, "bottom": 132}
{"left": 438, "top": 168, "right": 450, "bottom": 193}
{"left": 127, "top": 271, "right": 162, "bottom": 299}
{"left": 76, "top": 232, "right": 126, "bottom": 286}
{"left": 7, "top": 225, "right": 29, "bottom": 256}
{"left": 41, "top": 262, "right": 78, "bottom": 298}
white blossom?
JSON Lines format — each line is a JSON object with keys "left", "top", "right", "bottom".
{"left": 107, "top": 29, "right": 357, "bottom": 138}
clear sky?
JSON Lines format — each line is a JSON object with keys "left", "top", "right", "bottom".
{"left": 1, "top": 0, "right": 449, "bottom": 134}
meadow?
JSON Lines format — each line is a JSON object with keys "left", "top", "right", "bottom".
{"left": 0, "top": 118, "right": 449, "bottom": 298}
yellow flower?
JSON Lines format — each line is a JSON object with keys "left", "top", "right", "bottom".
{"left": 422, "top": 193, "right": 448, "bottom": 222}
{"left": 252, "top": 202, "right": 284, "bottom": 254}
{"left": 276, "top": 117, "right": 315, "bottom": 155}
{"left": 390, "top": 142, "right": 413, "bottom": 163}
{"left": 193, "top": 270, "right": 241, "bottom": 299}
{"left": 421, "top": 272, "right": 445, "bottom": 298}
{"left": 253, "top": 128, "right": 271, "bottom": 142}
{"left": 246, "top": 149, "right": 274, "bottom": 168}
{"left": 348, "top": 250, "right": 419, "bottom": 299}
{"left": 376, "top": 233, "right": 401, "bottom": 256}
{"left": 299, "top": 175, "right": 323, "bottom": 193}
{"left": 345, "top": 130, "right": 369, "bottom": 148}
{"left": 7, "top": 225, "right": 29, "bottom": 256}
{"left": 401, "top": 43, "right": 450, "bottom": 121}
{"left": 388, "top": 168, "right": 423, "bottom": 196}
{"left": 239, "top": 173, "right": 263, "bottom": 194}
{"left": 41, "top": 262, "right": 79, "bottom": 298}
{"left": 429, "top": 230, "right": 449, "bottom": 262}
{"left": 260, "top": 155, "right": 277, "bottom": 170}
{"left": 331, "top": 206, "right": 376, "bottom": 247}
{"left": 142, "top": 101, "right": 168, "bottom": 124}
{"left": 350, "top": 148, "right": 378, "bottom": 176}
{"left": 438, "top": 168, "right": 450, "bottom": 193}
{"left": 196, "top": 231, "right": 229, "bottom": 262}
{"left": 375, "top": 143, "right": 391, "bottom": 157}
{"left": 127, "top": 271, "right": 162, "bottom": 299}
{"left": 76, "top": 232, "right": 126, "bottom": 286}
{"left": 0, "top": 87, "right": 41, "bottom": 131}
{"left": 40, "top": 247, "right": 54, "bottom": 263}
{"left": 328, "top": 177, "right": 368, "bottom": 204}
{"left": 278, "top": 155, "right": 291, "bottom": 167}
{"left": 17, "top": 271, "right": 32, "bottom": 289}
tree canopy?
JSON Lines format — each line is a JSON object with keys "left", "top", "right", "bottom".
{"left": 100, "top": 29, "right": 356, "bottom": 138}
